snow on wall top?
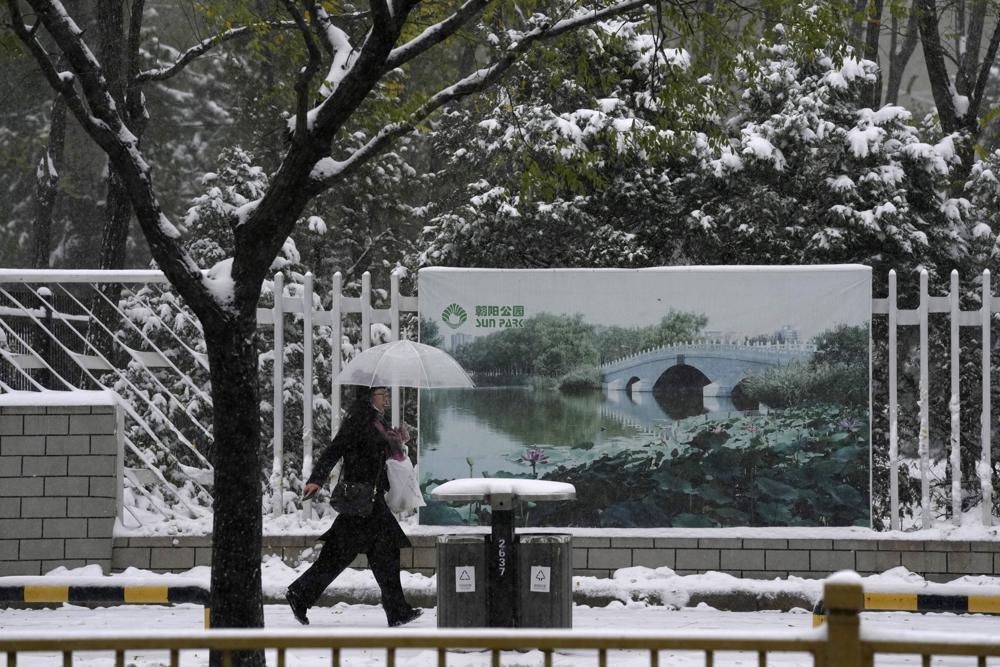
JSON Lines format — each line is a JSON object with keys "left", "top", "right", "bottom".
{"left": 0, "top": 390, "right": 118, "bottom": 406}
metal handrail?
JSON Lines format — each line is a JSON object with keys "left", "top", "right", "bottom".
{"left": 0, "top": 627, "right": 826, "bottom": 667}
{"left": 2, "top": 581, "right": 999, "bottom": 665}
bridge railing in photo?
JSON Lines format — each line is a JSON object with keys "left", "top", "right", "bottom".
{"left": 1, "top": 579, "right": 999, "bottom": 667}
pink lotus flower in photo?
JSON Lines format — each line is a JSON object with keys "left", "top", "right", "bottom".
{"left": 522, "top": 447, "right": 549, "bottom": 477}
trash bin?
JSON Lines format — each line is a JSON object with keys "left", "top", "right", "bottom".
{"left": 431, "top": 479, "right": 576, "bottom": 627}
{"left": 517, "top": 534, "right": 573, "bottom": 628}
{"left": 436, "top": 534, "right": 488, "bottom": 628}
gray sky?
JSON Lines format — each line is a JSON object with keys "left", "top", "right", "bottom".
{"left": 420, "top": 266, "right": 871, "bottom": 341}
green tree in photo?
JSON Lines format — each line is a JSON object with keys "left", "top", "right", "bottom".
{"left": 453, "top": 309, "right": 707, "bottom": 384}
{"left": 742, "top": 324, "right": 869, "bottom": 409}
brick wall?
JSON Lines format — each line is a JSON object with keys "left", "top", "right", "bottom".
{"left": 567, "top": 536, "right": 1000, "bottom": 582}
{"left": 0, "top": 397, "right": 120, "bottom": 575}
{"left": 113, "top": 533, "right": 1000, "bottom": 582}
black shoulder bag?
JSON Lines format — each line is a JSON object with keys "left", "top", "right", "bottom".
{"left": 330, "top": 451, "right": 377, "bottom": 517}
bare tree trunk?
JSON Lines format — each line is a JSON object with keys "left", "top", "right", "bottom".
{"left": 32, "top": 95, "right": 67, "bottom": 269}
{"left": 862, "top": 0, "right": 885, "bottom": 107}
{"left": 97, "top": 0, "right": 127, "bottom": 256}
{"left": 916, "top": 0, "right": 972, "bottom": 179}
{"left": 205, "top": 311, "right": 265, "bottom": 667}
{"left": 916, "top": 0, "right": 999, "bottom": 183}
{"left": 885, "top": 1, "right": 920, "bottom": 104}
{"left": 849, "top": 0, "right": 868, "bottom": 48}
{"left": 957, "top": 0, "right": 988, "bottom": 97}
{"left": 88, "top": 0, "right": 131, "bottom": 359}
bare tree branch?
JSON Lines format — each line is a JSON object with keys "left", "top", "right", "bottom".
{"left": 310, "top": 0, "right": 653, "bottom": 192}
{"left": 957, "top": 0, "right": 988, "bottom": 95}
{"left": 19, "top": 0, "right": 123, "bottom": 132}
{"left": 970, "top": 19, "right": 1000, "bottom": 120}
{"left": 229, "top": 1, "right": 413, "bottom": 288}
{"left": 125, "top": 0, "right": 146, "bottom": 137}
{"left": 886, "top": 1, "right": 919, "bottom": 104}
{"left": 8, "top": 0, "right": 106, "bottom": 138}
{"left": 369, "top": 0, "right": 393, "bottom": 34}
{"left": 916, "top": 0, "right": 959, "bottom": 130}
{"left": 135, "top": 21, "right": 298, "bottom": 82}
{"left": 384, "top": 0, "right": 491, "bottom": 70}
{"left": 15, "top": 0, "right": 226, "bottom": 322}
{"left": 281, "top": 0, "right": 323, "bottom": 142}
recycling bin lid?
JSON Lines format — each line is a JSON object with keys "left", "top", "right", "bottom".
{"left": 431, "top": 478, "right": 576, "bottom": 503}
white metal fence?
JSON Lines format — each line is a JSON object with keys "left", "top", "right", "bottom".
{"left": 0, "top": 267, "right": 995, "bottom": 530}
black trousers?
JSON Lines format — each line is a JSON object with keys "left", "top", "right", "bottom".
{"left": 288, "top": 507, "right": 412, "bottom": 625}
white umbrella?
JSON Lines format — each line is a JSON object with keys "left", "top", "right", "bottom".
{"left": 333, "top": 340, "right": 474, "bottom": 388}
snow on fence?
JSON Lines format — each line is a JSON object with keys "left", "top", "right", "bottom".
{"left": 0, "top": 268, "right": 993, "bottom": 530}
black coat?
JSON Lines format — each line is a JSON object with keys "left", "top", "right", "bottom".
{"left": 308, "top": 402, "right": 410, "bottom": 550}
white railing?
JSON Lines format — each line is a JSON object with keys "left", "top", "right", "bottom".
{"left": 876, "top": 269, "right": 993, "bottom": 530}
{"left": 262, "top": 269, "right": 418, "bottom": 518}
{"left": 602, "top": 340, "right": 819, "bottom": 369}
{"left": 0, "top": 268, "right": 418, "bottom": 524}
{"left": 0, "top": 267, "right": 995, "bottom": 530}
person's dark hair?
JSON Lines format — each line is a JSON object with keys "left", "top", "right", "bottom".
{"left": 352, "top": 386, "right": 376, "bottom": 403}
{"left": 333, "top": 387, "right": 378, "bottom": 442}
{"left": 342, "top": 385, "right": 388, "bottom": 422}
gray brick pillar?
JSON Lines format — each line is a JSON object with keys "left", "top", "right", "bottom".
{"left": 0, "top": 392, "right": 121, "bottom": 575}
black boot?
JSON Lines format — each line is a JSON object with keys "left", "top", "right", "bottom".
{"left": 389, "top": 607, "right": 423, "bottom": 627}
{"left": 286, "top": 590, "right": 310, "bottom": 626}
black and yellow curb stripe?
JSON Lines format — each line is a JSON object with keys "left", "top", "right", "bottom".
{"left": 813, "top": 591, "right": 1000, "bottom": 627}
{"left": 0, "top": 585, "right": 211, "bottom": 628}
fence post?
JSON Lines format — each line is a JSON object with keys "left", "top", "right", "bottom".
{"left": 983, "top": 269, "right": 993, "bottom": 527}
{"left": 919, "top": 269, "right": 931, "bottom": 529}
{"left": 888, "top": 270, "right": 899, "bottom": 530}
{"left": 361, "top": 271, "right": 372, "bottom": 351}
{"left": 302, "top": 272, "right": 314, "bottom": 520}
{"left": 390, "top": 269, "right": 401, "bottom": 429}
{"left": 949, "top": 270, "right": 961, "bottom": 526}
{"left": 272, "top": 272, "right": 285, "bottom": 518}
{"left": 331, "top": 271, "right": 343, "bottom": 439}
{"left": 821, "top": 575, "right": 864, "bottom": 667}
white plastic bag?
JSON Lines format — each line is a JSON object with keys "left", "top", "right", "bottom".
{"left": 385, "top": 455, "right": 426, "bottom": 513}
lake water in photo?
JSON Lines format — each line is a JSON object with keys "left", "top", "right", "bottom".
{"left": 418, "top": 386, "right": 740, "bottom": 482}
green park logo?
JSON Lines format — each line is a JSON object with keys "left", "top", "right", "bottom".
{"left": 441, "top": 303, "right": 467, "bottom": 329}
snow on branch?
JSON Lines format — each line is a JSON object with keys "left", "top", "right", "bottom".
{"left": 316, "top": 6, "right": 359, "bottom": 97}
{"left": 385, "top": 0, "right": 492, "bottom": 70}
{"left": 281, "top": 0, "right": 324, "bottom": 141}
{"left": 134, "top": 22, "right": 298, "bottom": 83}
{"left": 309, "top": 0, "right": 653, "bottom": 191}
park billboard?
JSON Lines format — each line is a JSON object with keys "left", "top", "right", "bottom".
{"left": 417, "top": 266, "right": 872, "bottom": 528}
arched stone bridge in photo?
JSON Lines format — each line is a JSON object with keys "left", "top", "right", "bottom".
{"left": 601, "top": 341, "right": 817, "bottom": 397}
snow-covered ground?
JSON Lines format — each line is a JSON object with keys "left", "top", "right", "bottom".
{"left": 3, "top": 562, "right": 1000, "bottom": 665}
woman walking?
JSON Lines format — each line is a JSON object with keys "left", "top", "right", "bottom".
{"left": 285, "top": 386, "right": 422, "bottom": 627}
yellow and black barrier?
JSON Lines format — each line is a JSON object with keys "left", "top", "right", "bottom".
{"left": 0, "top": 584, "right": 211, "bottom": 628}
{"left": 813, "top": 590, "right": 1000, "bottom": 626}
